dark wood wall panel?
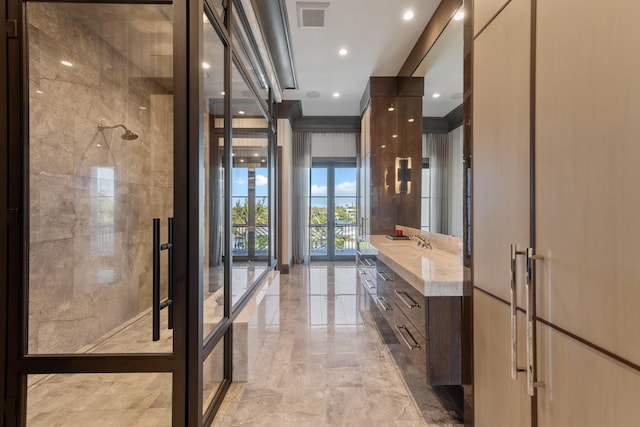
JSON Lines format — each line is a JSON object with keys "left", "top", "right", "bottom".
{"left": 367, "top": 77, "right": 423, "bottom": 234}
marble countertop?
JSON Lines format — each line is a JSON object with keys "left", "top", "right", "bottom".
{"left": 362, "top": 235, "right": 470, "bottom": 297}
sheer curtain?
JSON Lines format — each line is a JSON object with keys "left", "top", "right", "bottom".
{"left": 429, "top": 133, "right": 450, "bottom": 234}
{"left": 448, "top": 126, "right": 464, "bottom": 237}
{"left": 292, "top": 131, "right": 311, "bottom": 263}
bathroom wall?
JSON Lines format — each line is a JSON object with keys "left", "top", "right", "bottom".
{"left": 27, "top": 3, "right": 173, "bottom": 354}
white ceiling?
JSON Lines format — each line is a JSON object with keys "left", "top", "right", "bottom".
{"left": 282, "top": 0, "right": 442, "bottom": 117}
{"left": 57, "top": 1, "right": 462, "bottom": 120}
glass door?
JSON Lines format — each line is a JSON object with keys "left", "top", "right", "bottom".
{"left": 310, "top": 163, "right": 357, "bottom": 260}
{"left": 8, "top": 1, "right": 191, "bottom": 424}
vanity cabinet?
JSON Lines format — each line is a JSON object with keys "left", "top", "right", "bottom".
{"left": 357, "top": 238, "right": 463, "bottom": 386}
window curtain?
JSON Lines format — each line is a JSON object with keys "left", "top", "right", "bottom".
{"left": 448, "top": 126, "right": 464, "bottom": 237}
{"left": 429, "top": 133, "right": 450, "bottom": 234}
{"left": 292, "top": 131, "right": 311, "bottom": 263}
{"left": 310, "top": 132, "right": 358, "bottom": 158}
{"left": 209, "top": 147, "right": 224, "bottom": 267}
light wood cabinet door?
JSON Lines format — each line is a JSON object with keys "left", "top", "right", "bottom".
{"left": 474, "top": 291, "right": 532, "bottom": 426}
{"left": 472, "top": 0, "right": 533, "bottom": 424}
{"left": 536, "top": 323, "right": 640, "bottom": 427}
{"left": 535, "top": 0, "right": 640, "bottom": 365}
{"left": 474, "top": 0, "right": 511, "bottom": 37}
{"left": 473, "top": 0, "right": 530, "bottom": 304}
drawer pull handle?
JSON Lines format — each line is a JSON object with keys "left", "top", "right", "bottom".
{"left": 377, "top": 271, "right": 393, "bottom": 282}
{"left": 364, "top": 279, "right": 375, "bottom": 289}
{"left": 394, "top": 290, "right": 420, "bottom": 309}
{"left": 396, "top": 325, "right": 420, "bottom": 350}
{"left": 376, "top": 296, "right": 392, "bottom": 311}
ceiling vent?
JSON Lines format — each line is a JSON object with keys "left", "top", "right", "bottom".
{"left": 296, "top": 2, "right": 329, "bottom": 29}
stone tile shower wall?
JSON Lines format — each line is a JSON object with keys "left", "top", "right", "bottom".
{"left": 27, "top": 3, "right": 173, "bottom": 353}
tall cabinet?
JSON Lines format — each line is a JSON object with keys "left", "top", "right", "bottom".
{"left": 473, "top": 0, "right": 640, "bottom": 426}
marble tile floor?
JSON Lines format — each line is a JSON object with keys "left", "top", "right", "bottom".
{"left": 212, "top": 262, "right": 464, "bottom": 427}
{"left": 25, "top": 262, "right": 463, "bottom": 426}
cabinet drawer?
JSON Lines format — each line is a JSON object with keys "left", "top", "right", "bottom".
{"left": 358, "top": 267, "right": 377, "bottom": 295}
{"left": 392, "top": 304, "right": 427, "bottom": 380}
{"left": 392, "top": 277, "right": 426, "bottom": 338}
{"left": 375, "top": 280, "right": 394, "bottom": 324}
{"left": 375, "top": 259, "right": 395, "bottom": 282}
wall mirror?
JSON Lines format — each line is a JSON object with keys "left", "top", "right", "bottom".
{"left": 413, "top": 8, "right": 464, "bottom": 237}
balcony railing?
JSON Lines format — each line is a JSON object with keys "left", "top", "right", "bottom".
{"left": 232, "top": 224, "right": 269, "bottom": 257}
{"left": 310, "top": 222, "right": 357, "bottom": 256}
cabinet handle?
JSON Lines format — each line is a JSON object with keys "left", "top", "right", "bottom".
{"left": 377, "top": 271, "right": 392, "bottom": 282}
{"left": 396, "top": 325, "right": 420, "bottom": 350}
{"left": 526, "top": 247, "right": 545, "bottom": 396}
{"left": 510, "top": 244, "right": 526, "bottom": 380}
{"left": 364, "top": 279, "right": 375, "bottom": 289}
{"left": 394, "top": 290, "right": 420, "bottom": 309}
{"left": 376, "top": 296, "right": 392, "bottom": 311}
{"left": 152, "top": 218, "right": 174, "bottom": 342}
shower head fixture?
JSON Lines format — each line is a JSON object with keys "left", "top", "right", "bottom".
{"left": 97, "top": 124, "right": 139, "bottom": 140}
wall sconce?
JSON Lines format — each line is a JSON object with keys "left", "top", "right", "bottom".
{"left": 396, "top": 157, "right": 412, "bottom": 194}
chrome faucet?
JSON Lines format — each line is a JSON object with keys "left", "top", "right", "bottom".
{"left": 410, "top": 234, "right": 432, "bottom": 249}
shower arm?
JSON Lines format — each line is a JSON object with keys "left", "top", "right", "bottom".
{"left": 98, "top": 124, "right": 127, "bottom": 132}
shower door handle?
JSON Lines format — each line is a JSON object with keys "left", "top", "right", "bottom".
{"left": 152, "top": 217, "right": 174, "bottom": 341}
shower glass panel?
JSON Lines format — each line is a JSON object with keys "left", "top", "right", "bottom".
{"left": 230, "top": 59, "right": 269, "bottom": 309}
{"left": 26, "top": 373, "right": 172, "bottom": 425}
{"left": 27, "top": 2, "right": 174, "bottom": 354}
{"left": 203, "top": 11, "right": 226, "bottom": 340}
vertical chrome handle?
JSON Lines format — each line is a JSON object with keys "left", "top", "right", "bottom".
{"left": 525, "top": 247, "right": 545, "bottom": 396}
{"left": 510, "top": 244, "right": 525, "bottom": 380}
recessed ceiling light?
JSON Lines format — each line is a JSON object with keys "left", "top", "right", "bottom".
{"left": 202, "top": 62, "right": 210, "bottom": 69}
{"left": 254, "top": 153, "right": 258, "bottom": 157}
{"left": 454, "top": 10, "right": 465, "bottom": 21}
{"left": 333, "top": 92, "right": 340, "bottom": 98}
{"left": 36, "top": 90, "right": 43, "bottom": 94}
{"left": 381, "top": 145, "right": 386, "bottom": 148}
{"left": 408, "top": 118, "right": 415, "bottom": 122}
{"left": 221, "top": 91, "right": 225, "bottom": 96}
{"left": 139, "top": 106, "right": 147, "bottom": 110}
{"left": 338, "top": 48, "right": 348, "bottom": 56}
{"left": 240, "top": 159, "right": 244, "bottom": 163}
{"left": 388, "top": 107, "right": 395, "bottom": 111}
{"left": 432, "top": 93, "right": 441, "bottom": 98}
{"left": 60, "top": 60, "right": 73, "bottom": 67}
{"left": 261, "top": 159, "right": 266, "bottom": 163}
{"left": 238, "top": 111, "right": 245, "bottom": 115}
{"left": 403, "top": 10, "right": 414, "bottom": 21}
{"left": 392, "top": 134, "right": 398, "bottom": 138}
{"left": 306, "top": 91, "right": 321, "bottom": 98}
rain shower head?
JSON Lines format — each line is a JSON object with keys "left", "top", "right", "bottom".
{"left": 97, "top": 124, "right": 139, "bottom": 140}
